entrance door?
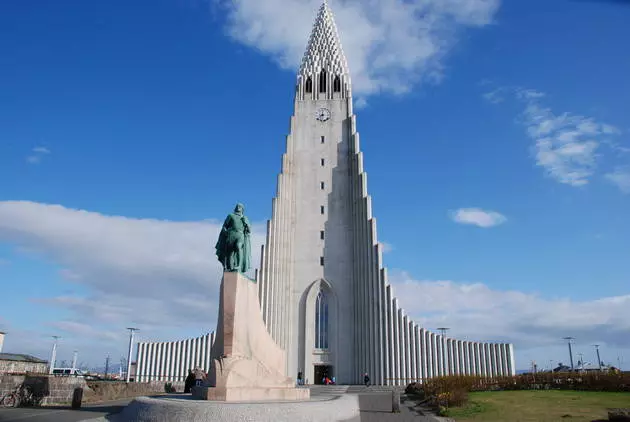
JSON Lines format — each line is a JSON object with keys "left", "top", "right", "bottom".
{"left": 314, "top": 365, "right": 333, "bottom": 384}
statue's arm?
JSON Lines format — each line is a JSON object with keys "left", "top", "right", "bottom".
{"left": 242, "top": 216, "right": 251, "bottom": 234}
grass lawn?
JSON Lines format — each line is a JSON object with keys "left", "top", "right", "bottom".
{"left": 447, "top": 390, "right": 630, "bottom": 421}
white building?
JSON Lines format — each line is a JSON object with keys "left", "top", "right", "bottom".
{"left": 135, "top": 0, "right": 516, "bottom": 386}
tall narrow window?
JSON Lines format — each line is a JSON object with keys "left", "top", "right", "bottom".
{"left": 320, "top": 205, "right": 325, "bottom": 214}
{"left": 320, "top": 230, "right": 325, "bottom": 240}
{"left": 305, "top": 77, "right": 313, "bottom": 93}
{"left": 321, "top": 135, "right": 325, "bottom": 144}
{"left": 319, "top": 69, "right": 327, "bottom": 93}
{"left": 321, "top": 158, "right": 325, "bottom": 166}
{"left": 315, "top": 290, "right": 329, "bottom": 349}
{"left": 320, "top": 181, "right": 325, "bottom": 190}
{"left": 333, "top": 76, "right": 341, "bottom": 92}
{"left": 320, "top": 256, "right": 325, "bottom": 266}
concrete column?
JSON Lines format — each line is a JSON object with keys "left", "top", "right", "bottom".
{"left": 397, "top": 309, "right": 405, "bottom": 386}
{"left": 446, "top": 339, "right": 453, "bottom": 376}
{"left": 182, "top": 339, "right": 189, "bottom": 376}
{"left": 413, "top": 325, "right": 421, "bottom": 382}
{"left": 198, "top": 336, "right": 205, "bottom": 371}
{"left": 452, "top": 340, "right": 459, "bottom": 375}
{"left": 475, "top": 343, "right": 482, "bottom": 376}
{"left": 419, "top": 328, "right": 427, "bottom": 382}
{"left": 136, "top": 343, "right": 143, "bottom": 382}
{"left": 386, "top": 286, "right": 394, "bottom": 386}
{"left": 165, "top": 342, "right": 172, "bottom": 382}
{"left": 501, "top": 344, "right": 509, "bottom": 376}
{"left": 430, "top": 333, "right": 437, "bottom": 378}
{"left": 462, "top": 341, "right": 469, "bottom": 375}
{"left": 369, "top": 219, "right": 379, "bottom": 384}
{"left": 409, "top": 323, "right": 417, "bottom": 383}
{"left": 507, "top": 344, "right": 516, "bottom": 376}
{"left": 172, "top": 341, "right": 178, "bottom": 382}
{"left": 392, "top": 299, "right": 400, "bottom": 385}
{"left": 402, "top": 314, "right": 409, "bottom": 385}
{"left": 435, "top": 335, "right": 443, "bottom": 377}
{"left": 145, "top": 343, "right": 153, "bottom": 382}
{"left": 205, "top": 334, "right": 211, "bottom": 372}
{"left": 479, "top": 343, "right": 488, "bottom": 378}
{"left": 196, "top": 336, "right": 202, "bottom": 367}
{"left": 468, "top": 342, "right": 475, "bottom": 376}
{"left": 380, "top": 272, "right": 389, "bottom": 386}
{"left": 489, "top": 344, "right": 497, "bottom": 377}
{"left": 427, "top": 330, "right": 433, "bottom": 380}
{"left": 495, "top": 344, "right": 504, "bottom": 377}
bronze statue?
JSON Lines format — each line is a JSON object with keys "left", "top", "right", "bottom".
{"left": 215, "top": 203, "right": 251, "bottom": 273}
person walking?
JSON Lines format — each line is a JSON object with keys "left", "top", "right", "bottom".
{"left": 363, "top": 372, "right": 370, "bottom": 387}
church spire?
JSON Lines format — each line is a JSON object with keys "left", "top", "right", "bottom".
{"left": 297, "top": 0, "right": 351, "bottom": 100}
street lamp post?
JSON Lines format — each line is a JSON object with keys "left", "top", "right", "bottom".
{"left": 593, "top": 345, "right": 602, "bottom": 370}
{"left": 49, "top": 336, "right": 60, "bottom": 374}
{"left": 437, "top": 328, "right": 450, "bottom": 376}
{"left": 563, "top": 337, "right": 575, "bottom": 371}
{"left": 125, "top": 328, "right": 139, "bottom": 382}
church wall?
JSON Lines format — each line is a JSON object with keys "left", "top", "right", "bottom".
{"left": 135, "top": 332, "right": 215, "bottom": 383}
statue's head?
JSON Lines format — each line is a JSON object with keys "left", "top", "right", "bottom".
{"left": 234, "top": 203, "right": 244, "bottom": 215}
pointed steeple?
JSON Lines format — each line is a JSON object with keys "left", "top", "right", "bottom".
{"left": 297, "top": 0, "right": 351, "bottom": 100}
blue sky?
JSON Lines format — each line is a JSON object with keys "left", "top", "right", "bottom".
{"left": 1, "top": 0, "right": 629, "bottom": 371}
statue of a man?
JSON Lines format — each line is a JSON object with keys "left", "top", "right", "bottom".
{"left": 215, "top": 203, "right": 251, "bottom": 273}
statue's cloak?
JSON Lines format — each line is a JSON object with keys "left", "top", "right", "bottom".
{"left": 215, "top": 213, "right": 251, "bottom": 273}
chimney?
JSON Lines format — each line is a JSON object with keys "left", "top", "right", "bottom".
{"left": 0, "top": 332, "right": 5, "bottom": 353}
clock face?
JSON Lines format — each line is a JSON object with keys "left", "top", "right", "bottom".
{"left": 315, "top": 108, "right": 331, "bottom": 122}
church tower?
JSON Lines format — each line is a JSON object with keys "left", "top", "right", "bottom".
{"left": 256, "top": 0, "right": 516, "bottom": 385}
{"left": 256, "top": 0, "right": 362, "bottom": 384}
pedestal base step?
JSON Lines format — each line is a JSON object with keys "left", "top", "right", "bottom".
{"left": 192, "top": 386, "right": 310, "bottom": 402}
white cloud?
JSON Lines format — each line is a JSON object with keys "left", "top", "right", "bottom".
{"left": 26, "top": 146, "right": 51, "bottom": 164}
{"left": 380, "top": 242, "right": 393, "bottom": 254}
{"left": 0, "top": 201, "right": 267, "bottom": 362}
{"left": 605, "top": 168, "right": 630, "bottom": 194}
{"left": 522, "top": 103, "right": 604, "bottom": 187}
{"left": 32, "top": 147, "right": 51, "bottom": 155}
{"left": 450, "top": 207, "right": 506, "bottom": 228}
{"left": 482, "top": 88, "right": 506, "bottom": 104}
{"left": 2, "top": 200, "right": 628, "bottom": 369}
{"left": 389, "top": 271, "right": 630, "bottom": 350}
{"left": 484, "top": 86, "right": 623, "bottom": 188}
{"left": 215, "top": 0, "right": 500, "bottom": 98}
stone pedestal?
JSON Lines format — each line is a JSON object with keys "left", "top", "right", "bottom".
{"left": 193, "top": 271, "right": 309, "bottom": 402}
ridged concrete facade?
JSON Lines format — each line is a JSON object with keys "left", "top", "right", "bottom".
{"left": 135, "top": 332, "right": 215, "bottom": 382}
{"left": 135, "top": 1, "right": 516, "bottom": 387}
{"left": 255, "top": 1, "right": 516, "bottom": 385}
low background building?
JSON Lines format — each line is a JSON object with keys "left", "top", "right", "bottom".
{"left": 0, "top": 353, "right": 48, "bottom": 375}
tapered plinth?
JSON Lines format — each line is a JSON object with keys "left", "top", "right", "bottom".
{"left": 193, "top": 271, "right": 309, "bottom": 401}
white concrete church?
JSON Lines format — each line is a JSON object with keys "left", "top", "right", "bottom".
{"left": 135, "top": 0, "right": 516, "bottom": 386}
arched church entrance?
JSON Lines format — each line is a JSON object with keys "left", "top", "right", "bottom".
{"left": 301, "top": 279, "right": 337, "bottom": 385}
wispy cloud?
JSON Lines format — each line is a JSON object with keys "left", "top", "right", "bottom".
{"left": 483, "top": 86, "right": 627, "bottom": 189}
{"left": 605, "top": 168, "right": 630, "bottom": 193}
{"left": 389, "top": 271, "right": 630, "bottom": 349}
{"left": 26, "top": 146, "right": 51, "bottom": 164}
{"left": 450, "top": 207, "right": 506, "bottom": 228}
{"left": 380, "top": 242, "right": 394, "bottom": 254}
{"left": 215, "top": 0, "right": 500, "bottom": 100}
